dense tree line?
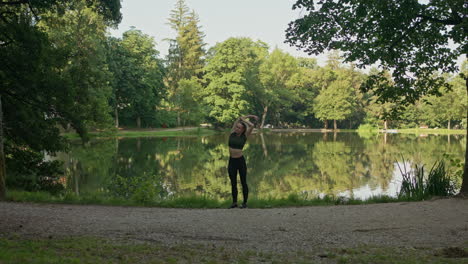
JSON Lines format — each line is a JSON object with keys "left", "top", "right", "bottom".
{"left": 0, "top": 0, "right": 466, "bottom": 197}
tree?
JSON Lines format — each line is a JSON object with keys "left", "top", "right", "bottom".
{"left": 38, "top": 0, "right": 114, "bottom": 137}
{"left": 422, "top": 76, "right": 466, "bottom": 129}
{"left": 285, "top": 0, "right": 468, "bottom": 195}
{"left": 285, "top": 63, "right": 320, "bottom": 127}
{"left": 0, "top": 0, "right": 121, "bottom": 199}
{"left": 364, "top": 69, "right": 398, "bottom": 130}
{"left": 257, "top": 48, "right": 299, "bottom": 128}
{"left": 165, "top": 0, "right": 206, "bottom": 126}
{"left": 313, "top": 78, "right": 355, "bottom": 130}
{"left": 108, "top": 29, "right": 165, "bottom": 128}
{"left": 202, "top": 37, "right": 268, "bottom": 126}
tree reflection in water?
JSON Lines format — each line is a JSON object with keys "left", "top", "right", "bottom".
{"left": 58, "top": 132, "right": 465, "bottom": 201}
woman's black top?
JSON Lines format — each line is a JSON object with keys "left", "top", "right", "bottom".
{"left": 228, "top": 132, "right": 247, "bottom": 150}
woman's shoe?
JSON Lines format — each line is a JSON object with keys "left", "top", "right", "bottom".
{"left": 240, "top": 203, "right": 247, "bottom": 208}
{"left": 229, "top": 203, "right": 238, "bottom": 209}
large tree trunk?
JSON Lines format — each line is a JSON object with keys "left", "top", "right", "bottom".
{"left": 461, "top": 124, "right": 468, "bottom": 195}
{"left": 460, "top": 78, "right": 468, "bottom": 195}
{"left": 177, "top": 112, "right": 180, "bottom": 127}
{"left": 333, "top": 120, "right": 337, "bottom": 130}
{"left": 115, "top": 107, "right": 119, "bottom": 128}
{"left": 447, "top": 120, "right": 451, "bottom": 130}
{"left": 0, "top": 96, "right": 5, "bottom": 200}
{"left": 260, "top": 105, "right": 268, "bottom": 129}
{"left": 137, "top": 116, "right": 141, "bottom": 128}
{"left": 260, "top": 132, "right": 268, "bottom": 158}
{"left": 324, "top": 120, "right": 328, "bottom": 129}
{"left": 384, "top": 120, "right": 388, "bottom": 130}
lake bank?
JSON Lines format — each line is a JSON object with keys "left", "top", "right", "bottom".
{"left": 62, "top": 127, "right": 218, "bottom": 139}
{"left": 61, "top": 127, "right": 467, "bottom": 139}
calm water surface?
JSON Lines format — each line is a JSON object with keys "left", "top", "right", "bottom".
{"left": 57, "top": 132, "right": 465, "bottom": 201}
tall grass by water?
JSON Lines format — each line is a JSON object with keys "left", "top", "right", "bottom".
{"left": 397, "top": 159, "right": 456, "bottom": 200}
{"left": 6, "top": 189, "right": 406, "bottom": 209}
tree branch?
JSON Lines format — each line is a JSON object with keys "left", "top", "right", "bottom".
{"left": 0, "top": 0, "right": 29, "bottom": 6}
{"left": 388, "top": 19, "right": 424, "bottom": 50}
{"left": 0, "top": 10, "right": 17, "bottom": 22}
{"left": 416, "top": 15, "right": 461, "bottom": 26}
{"left": 27, "top": 1, "right": 38, "bottom": 21}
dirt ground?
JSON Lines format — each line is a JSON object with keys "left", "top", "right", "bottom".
{"left": 1, "top": 198, "right": 467, "bottom": 253}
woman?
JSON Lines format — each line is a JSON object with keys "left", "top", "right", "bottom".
{"left": 228, "top": 114, "right": 258, "bottom": 208}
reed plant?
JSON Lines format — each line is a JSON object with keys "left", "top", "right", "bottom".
{"left": 397, "top": 158, "right": 456, "bottom": 200}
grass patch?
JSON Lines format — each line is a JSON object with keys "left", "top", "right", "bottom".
{"left": 6, "top": 190, "right": 421, "bottom": 209}
{"left": 328, "top": 245, "right": 468, "bottom": 264}
{"left": 0, "top": 237, "right": 466, "bottom": 264}
{"left": 62, "top": 127, "right": 219, "bottom": 139}
{"left": 397, "top": 128, "right": 465, "bottom": 135}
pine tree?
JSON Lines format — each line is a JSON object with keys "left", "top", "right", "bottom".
{"left": 165, "top": 0, "right": 206, "bottom": 126}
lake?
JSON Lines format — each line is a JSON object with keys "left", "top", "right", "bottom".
{"left": 56, "top": 132, "right": 465, "bottom": 202}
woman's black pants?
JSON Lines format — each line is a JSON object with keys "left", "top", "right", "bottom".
{"left": 228, "top": 156, "right": 248, "bottom": 203}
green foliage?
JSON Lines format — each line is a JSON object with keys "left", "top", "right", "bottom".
{"left": 202, "top": 37, "right": 268, "bottom": 126}
{"left": 357, "top": 124, "right": 379, "bottom": 139}
{"left": 5, "top": 147, "right": 64, "bottom": 194}
{"left": 357, "top": 124, "right": 378, "bottom": 132}
{"left": 286, "top": 0, "right": 464, "bottom": 104}
{"left": 419, "top": 73, "right": 467, "bottom": 129}
{"left": 38, "top": 1, "right": 115, "bottom": 135}
{"left": 0, "top": 0, "right": 122, "bottom": 196}
{"left": 398, "top": 159, "right": 456, "bottom": 199}
{"left": 173, "top": 78, "right": 206, "bottom": 125}
{"left": 107, "top": 29, "right": 166, "bottom": 128}
{"left": 312, "top": 65, "right": 359, "bottom": 128}
{"left": 257, "top": 48, "right": 299, "bottom": 126}
{"left": 165, "top": 0, "right": 206, "bottom": 126}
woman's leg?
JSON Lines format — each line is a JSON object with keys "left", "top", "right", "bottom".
{"left": 228, "top": 157, "right": 238, "bottom": 204}
{"left": 239, "top": 156, "right": 248, "bottom": 204}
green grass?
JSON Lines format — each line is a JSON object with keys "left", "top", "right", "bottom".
{"left": 0, "top": 236, "right": 466, "bottom": 264}
{"left": 397, "top": 128, "right": 465, "bottom": 135}
{"left": 62, "top": 127, "right": 219, "bottom": 139}
{"left": 7, "top": 190, "right": 426, "bottom": 209}
{"left": 61, "top": 127, "right": 466, "bottom": 140}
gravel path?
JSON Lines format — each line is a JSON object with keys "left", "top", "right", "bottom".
{"left": 1, "top": 198, "right": 467, "bottom": 252}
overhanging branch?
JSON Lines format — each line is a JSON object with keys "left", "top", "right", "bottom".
{"left": 416, "top": 15, "right": 461, "bottom": 26}
{"left": 0, "top": 0, "right": 29, "bottom": 6}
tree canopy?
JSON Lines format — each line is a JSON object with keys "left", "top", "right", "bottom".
{"left": 286, "top": 0, "right": 466, "bottom": 103}
{"left": 0, "top": 0, "right": 122, "bottom": 199}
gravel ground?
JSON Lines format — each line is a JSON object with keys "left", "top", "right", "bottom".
{"left": 1, "top": 198, "right": 467, "bottom": 252}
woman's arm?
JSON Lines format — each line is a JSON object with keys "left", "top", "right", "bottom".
{"left": 231, "top": 117, "right": 241, "bottom": 133}
{"left": 231, "top": 115, "right": 259, "bottom": 135}
{"left": 243, "top": 115, "right": 258, "bottom": 137}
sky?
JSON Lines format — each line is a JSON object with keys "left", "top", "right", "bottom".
{"left": 108, "top": 0, "right": 330, "bottom": 65}
{"left": 109, "top": 0, "right": 465, "bottom": 69}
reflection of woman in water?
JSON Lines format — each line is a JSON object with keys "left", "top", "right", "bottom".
{"left": 228, "top": 115, "right": 258, "bottom": 208}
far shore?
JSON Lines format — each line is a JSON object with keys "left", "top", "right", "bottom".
{"left": 61, "top": 126, "right": 466, "bottom": 139}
